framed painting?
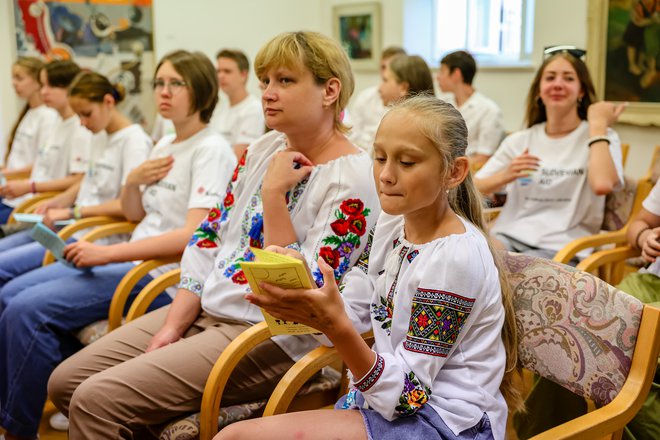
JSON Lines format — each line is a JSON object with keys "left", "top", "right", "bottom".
{"left": 11, "top": 0, "right": 157, "bottom": 127}
{"left": 587, "top": 0, "right": 660, "bottom": 126}
{"left": 333, "top": 2, "right": 382, "bottom": 71}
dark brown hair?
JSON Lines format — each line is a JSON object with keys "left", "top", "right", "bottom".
{"left": 216, "top": 49, "right": 250, "bottom": 72}
{"left": 69, "top": 71, "right": 126, "bottom": 104}
{"left": 524, "top": 52, "right": 596, "bottom": 127}
{"left": 42, "top": 60, "right": 81, "bottom": 88}
{"left": 388, "top": 54, "right": 435, "bottom": 98}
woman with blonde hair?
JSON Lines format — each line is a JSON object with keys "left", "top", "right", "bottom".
{"left": 49, "top": 31, "right": 380, "bottom": 438}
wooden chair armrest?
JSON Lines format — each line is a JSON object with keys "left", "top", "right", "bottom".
{"left": 576, "top": 245, "right": 640, "bottom": 274}
{"left": 107, "top": 256, "right": 180, "bottom": 331}
{"left": 7, "top": 191, "right": 60, "bottom": 224}
{"left": 5, "top": 171, "right": 31, "bottom": 180}
{"left": 531, "top": 305, "right": 660, "bottom": 440}
{"left": 553, "top": 229, "right": 628, "bottom": 265}
{"left": 79, "top": 221, "right": 138, "bottom": 243}
{"left": 42, "top": 216, "right": 126, "bottom": 266}
{"left": 125, "top": 268, "right": 181, "bottom": 323}
{"left": 263, "top": 331, "right": 375, "bottom": 417}
{"left": 483, "top": 207, "right": 501, "bottom": 223}
{"left": 263, "top": 345, "right": 340, "bottom": 417}
{"left": 199, "top": 322, "right": 272, "bottom": 440}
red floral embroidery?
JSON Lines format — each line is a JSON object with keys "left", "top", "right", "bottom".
{"left": 330, "top": 218, "right": 350, "bottom": 236}
{"left": 207, "top": 207, "right": 221, "bottom": 221}
{"left": 224, "top": 193, "right": 235, "bottom": 208}
{"left": 348, "top": 214, "right": 367, "bottom": 236}
{"left": 232, "top": 149, "right": 248, "bottom": 182}
{"left": 319, "top": 246, "right": 341, "bottom": 269}
{"left": 196, "top": 239, "right": 218, "bottom": 248}
{"left": 232, "top": 270, "right": 248, "bottom": 284}
{"left": 340, "top": 199, "right": 364, "bottom": 216}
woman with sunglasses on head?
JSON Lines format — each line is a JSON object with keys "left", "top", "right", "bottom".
{"left": 0, "top": 50, "right": 235, "bottom": 440}
{"left": 474, "top": 47, "right": 625, "bottom": 263}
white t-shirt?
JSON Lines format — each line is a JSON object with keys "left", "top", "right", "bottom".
{"left": 130, "top": 127, "right": 236, "bottom": 282}
{"left": 75, "top": 124, "right": 152, "bottom": 207}
{"left": 445, "top": 91, "right": 505, "bottom": 157}
{"left": 348, "top": 85, "right": 387, "bottom": 151}
{"left": 476, "top": 121, "right": 624, "bottom": 254}
{"left": 209, "top": 94, "right": 264, "bottom": 146}
{"left": 4, "top": 114, "right": 92, "bottom": 208}
{"left": 641, "top": 180, "right": 660, "bottom": 276}
{"left": 5, "top": 105, "right": 59, "bottom": 169}
{"left": 335, "top": 213, "right": 507, "bottom": 439}
{"left": 179, "top": 130, "right": 380, "bottom": 359}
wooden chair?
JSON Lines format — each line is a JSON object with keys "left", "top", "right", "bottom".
{"left": 254, "top": 253, "right": 660, "bottom": 440}
{"left": 553, "top": 145, "right": 660, "bottom": 265}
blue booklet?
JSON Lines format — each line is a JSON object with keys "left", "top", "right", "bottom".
{"left": 13, "top": 212, "right": 74, "bottom": 227}
{"left": 29, "top": 223, "right": 78, "bottom": 269}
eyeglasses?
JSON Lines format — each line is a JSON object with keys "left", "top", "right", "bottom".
{"left": 543, "top": 45, "right": 586, "bottom": 60}
{"left": 151, "top": 79, "right": 188, "bottom": 94}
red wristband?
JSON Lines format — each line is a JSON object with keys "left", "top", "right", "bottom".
{"left": 30, "top": 181, "right": 37, "bottom": 194}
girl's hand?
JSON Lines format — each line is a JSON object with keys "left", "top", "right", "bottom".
{"left": 126, "top": 156, "right": 174, "bottom": 187}
{"left": 245, "top": 257, "right": 347, "bottom": 336}
{"left": 33, "top": 197, "right": 65, "bottom": 214}
{"left": 640, "top": 227, "right": 660, "bottom": 263}
{"left": 261, "top": 150, "right": 313, "bottom": 196}
{"left": 588, "top": 101, "right": 627, "bottom": 129}
{"left": 63, "top": 241, "right": 114, "bottom": 267}
{"left": 1, "top": 180, "right": 30, "bottom": 199}
{"left": 146, "top": 325, "right": 182, "bottom": 352}
{"left": 502, "top": 149, "right": 540, "bottom": 184}
{"left": 43, "top": 208, "right": 72, "bottom": 230}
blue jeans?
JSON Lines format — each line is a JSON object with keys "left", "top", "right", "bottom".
{"left": 0, "top": 230, "right": 76, "bottom": 290}
{"left": 0, "top": 261, "right": 172, "bottom": 438}
{"left": 0, "top": 201, "right": 14, "bottom": 224}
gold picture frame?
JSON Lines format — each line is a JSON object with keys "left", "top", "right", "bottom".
{"left": 587, "top": 0, "right": 660, "bottom": 126}
{"left": 332, "top": 2, "right": 382, "bottom": 72}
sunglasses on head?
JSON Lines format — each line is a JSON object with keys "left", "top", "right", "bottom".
{"left": 543, "top": 45, "right": 586, "bottom": 60}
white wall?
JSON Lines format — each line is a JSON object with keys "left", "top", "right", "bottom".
{"left": 1, "top": 0, "right": 658, "bottom": 178}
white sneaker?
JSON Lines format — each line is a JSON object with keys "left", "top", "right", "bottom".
{"left": 49, "top": 411, "right": 69, "bottom": 431}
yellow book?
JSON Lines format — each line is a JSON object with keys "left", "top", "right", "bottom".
{"left": 240, "top": 247, "right": 320, "bottom": 336}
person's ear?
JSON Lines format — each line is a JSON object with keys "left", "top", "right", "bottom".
{"left": 103, "top": 93, "right": 115, "bottom": 108}
{"left": 447, "top": 156, "right": 470, "bottom": 189}
{"left": 240, "top": 70, "right": 249, "bottom": 85}
{"left": 322, "top": 77, "right": 342, "bottom": 108}
{"left": 398, "top": 81, "right": 410, "bottom": 98}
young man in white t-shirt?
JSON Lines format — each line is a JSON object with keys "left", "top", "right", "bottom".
{"left": 436, "top": 50, "right": 505, "bottom": 168}
{"left": 209, "top": 49, "right": 264, "bottom": 159}
{"left": 348, "top": 46, "right": 406, "bottom": 151}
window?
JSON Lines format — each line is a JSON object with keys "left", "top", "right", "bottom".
{"left": 404, "top": 0, "right": 534, "bottom": 67}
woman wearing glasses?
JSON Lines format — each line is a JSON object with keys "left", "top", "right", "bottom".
{"left": 474, "top": 47, "right": 625, "bottom": 263}
{"left": 0, "top": 50, "right": 235, "bottom": 440}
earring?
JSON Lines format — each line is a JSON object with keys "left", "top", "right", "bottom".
{"left": 577, "top": 96, "right": 583, "bottom": 105}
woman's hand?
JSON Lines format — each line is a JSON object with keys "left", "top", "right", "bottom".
{"left": 261, "top": 150, "right": 313, "bottom": 197}
{"left": 125, "top": 156, "right": 174, "bottom": 187}
{"left": 588, "top": 101, "right": 627, "bottom": 130}
{"left": 640, "top": 227, "right": 660, "bottom": 263}
{"left": 1, "top": 180, "right": 31, "bottom": 199}
{"left": 245, "top": 257, "right": 348, "bottom": 336}
{"left": 146, "top": 324, "right": 183, "bottom": 352}
{"left": 63, "top": 241, "right": 115, "bottom": 267}
{"left": 501, "top": 148, "right": 540, "bottom": 184}
{"left": 33, "top": 197, "right": 66, "bottom": 215}
{"left": 43, "top": 208, "right": 72, "bottom": 230}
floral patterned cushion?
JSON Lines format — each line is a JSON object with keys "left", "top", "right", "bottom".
{"left": 76, "top": 319, "right": 111, "bottom": 345}
{"left": 157, "top": 367, "right": 341, "bottom": 440}
{"left": 502, "top": 252, "right": 644, "bottom": 407}
{"left": 601, "top": 175, "right": 637, "bottom": 231}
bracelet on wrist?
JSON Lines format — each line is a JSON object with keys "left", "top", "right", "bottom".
{"left": 587, "top": 135, "right": 610, "bottom": 148}
{"left": 73, "top": 205, "right": 82, "bottom": 220}
{"left": 30, "top": 180, "right": 37, "bottom": 194}
{"left": 635, "top": 227, "right": 650, "bottom": 249}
